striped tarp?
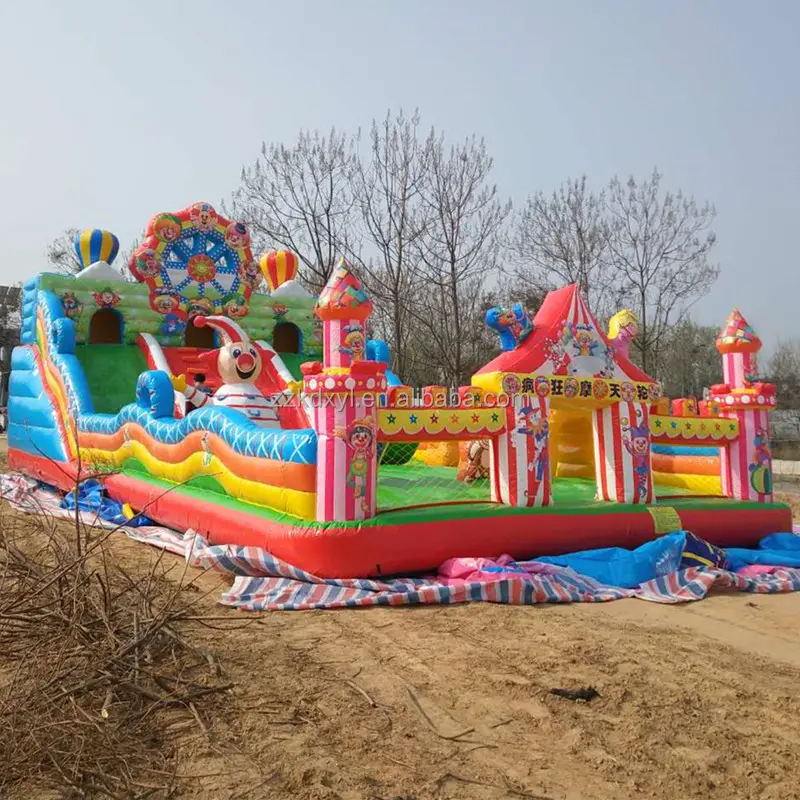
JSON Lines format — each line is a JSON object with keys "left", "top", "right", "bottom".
{"left": 3, "top": 473, "right": 800, "bottom": 611}
{"left": 185, "top": 534, "right": 800, "bottom": 611}
{"left": 186, "top": 535, "right": 632, "bottom": 609}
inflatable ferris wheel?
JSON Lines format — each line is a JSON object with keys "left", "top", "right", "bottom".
{"left": 129, "top": 202, "right": 262, "bottom": 323}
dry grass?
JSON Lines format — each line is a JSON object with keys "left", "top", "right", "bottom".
{"left": 0, "top": 437, "right": 798, "bottom": 799}
{"left": 776, "top": 491, "right": 800, "bottom": 520}
{"left": 0, "top": 495, "right": 234, "bottom": 799}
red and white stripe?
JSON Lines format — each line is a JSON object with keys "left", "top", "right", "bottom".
{"left": 315, "top": 395, "right": 377, "bottom": 522}
{"left": 722, "top": 352, "right": 757, "bottom": 389}
{"left": 720, "top": 408, "right": 772, "bottom": 503}
{"left": 592, "top": 401, "right": 654, "bottom": 504}
{"left": 566, "top": 287, "right": 591, "bottom": 327}
{"left": 720, "top": 443, "right": 732, "bottom": 497}
{"left": 489, "top": 396, "right": 552, "bottom": 507}
{"left": 323, "top": 318, "right": 364, "bottom": 368}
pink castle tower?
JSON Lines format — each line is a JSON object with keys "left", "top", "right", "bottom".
{"left": 316, "top": 258, "right": 372, "bottom": 367}
{"left": 718, "top": 309, "right": 761, "bottom": 388}
{"left": 712, "top": 309, "right": 777, "bottom": 503}
{"left": 306, "top": 260, "right": 386, "bottom": 522}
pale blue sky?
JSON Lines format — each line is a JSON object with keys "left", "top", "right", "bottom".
{"left": 1, "top": 0, "right": 797, "bottom": 353}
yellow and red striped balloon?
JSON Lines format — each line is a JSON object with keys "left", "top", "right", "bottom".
{"left": 260, "top": 250, "right": 298, "bottom": 292}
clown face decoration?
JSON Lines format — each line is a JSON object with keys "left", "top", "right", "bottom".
{"left": 177, "top": 315, "right": 280, "bottom": 429}
{"left": 217, "top": 340, "right": 263, "bottom": 384}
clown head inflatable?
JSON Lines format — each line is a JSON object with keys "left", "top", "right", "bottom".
{"left": 194, "top": 315, "right": 265, "bottom": 384}
{"left": 179, "top": 316, "right": 281, "bottom": 429}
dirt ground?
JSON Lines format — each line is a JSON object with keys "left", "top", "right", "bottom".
{"left": 109, "top": 531, "right": 800, "bottom": 800}
{"left": 3, "top": 435, "right": 800, "bottom": 799}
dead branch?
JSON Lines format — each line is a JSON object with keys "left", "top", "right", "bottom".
{"left": 0, "top": 496, "right": 235, "bottom": 798}
{"left": 404, "top": 685, "right": 475, "bottom": 741}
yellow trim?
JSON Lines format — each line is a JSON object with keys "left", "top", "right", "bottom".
{"left": 378, "top": 408, "right": 506, "bottom": 437}
{"left": 650, "top": 415, "right": 738, "bottom": 442}
{"left": 682, "top": 550, "right": 716, "bottom": 568}
{"left": 80, "top": 442, "right": 316, "bottom": 519}
{"left": 472, "top": 371, "right": 660, "bottom": 409}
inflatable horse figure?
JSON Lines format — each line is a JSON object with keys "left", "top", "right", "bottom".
{"left": 172, "top": 316, "right": 281, "bottom": 429}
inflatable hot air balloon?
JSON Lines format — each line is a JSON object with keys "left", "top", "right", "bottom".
{"left": 74, "top": 228, "right": 120, "bottom": 269}
{"left": 260, "top": 250, "right": 298, "bottom": 292}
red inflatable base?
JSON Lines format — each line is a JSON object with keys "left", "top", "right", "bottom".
{"left": 8, "top": 449, "right": 794, "bottom": 579}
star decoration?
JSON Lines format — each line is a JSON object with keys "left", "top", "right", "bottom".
{"left": 430, "top": 413, "right": 439, "bottom": 424}
{"left": 409, "top": 414, "right": 418, "bottom": 424}
{"left": 387, "top": 413, "right": 396, "bottom": 425}
{"left": 491, "top": 412, "right": 499, "bottom": 422}
{"left": 654, "top": 419, "right": 663, "bottom": 428}
{"left": 450, "top": 413, "right": 459, "bottom": 423}
{"left": 471, "top": 413, "right": 480, "bottom": 424}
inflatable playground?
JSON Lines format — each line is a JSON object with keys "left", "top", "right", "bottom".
{"left": 8, "top": 202, "right": 792, "bottom": 578}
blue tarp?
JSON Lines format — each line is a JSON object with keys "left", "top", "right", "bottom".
{"left": 534, "top": 530, "right": 800, "bottom": 589}
{"left": 535, "top": 532, "right": 686, "bottom": 589}
{"left": 61, "top": 479, "right": 155, "bottom": 528}
{"left": 727, "top": 532, "right": 800, "bottom": 570}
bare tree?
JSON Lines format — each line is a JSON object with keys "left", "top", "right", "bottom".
{"left": 606, "top": 169, "right": 719, "bottom": 375}
{"left": 352, "top": 109, "right": 431, "bottom": 377}
{"left": 231, "top": 128, "right": 357, "bottom": 293}
{"left": 46, "top": 229, "right": 83, "bottom": 275}
{"left": 769, "top": 340, "right": 800, "bottom": 406}
{"left": 46, "top": 229, "right": 138, "bottom": 282}
{"left": 768, "top": 340, "right": 800, "bottom": 453}
{"left": 656, "top": 320, "right": 722, "bottom": 398}
{"left": 411, "top": 135, "right": 512, "bottom": 386}
{"left": 510, "top": 176, "right": 613, "bottom": 316}
{"left": 116, "top": 237, "right": 140, "bottom": 283}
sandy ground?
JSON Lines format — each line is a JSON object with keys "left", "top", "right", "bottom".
{"left": 3, "top": 436, "right": 800, "bottom": 800}
{"left": 115, "top": 535, "right": 800, "bottom": 800}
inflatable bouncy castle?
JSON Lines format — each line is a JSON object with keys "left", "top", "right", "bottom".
{"left": 8, "top": 202, "right": 792, "bottom": 578}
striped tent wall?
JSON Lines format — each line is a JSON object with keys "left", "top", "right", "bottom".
{"left": 592, "top": 401, "right": 654, "bottom": 504}
{"left": 490, "top": 395, "right": 552, "bottom": 507}
{"left": 314, "top": 394, "right": 378, "bottom": 522}
{"left": 720, "top": 408, "right": 772, "bottom": 503}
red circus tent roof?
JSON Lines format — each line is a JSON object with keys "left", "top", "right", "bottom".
{"left": 475, "top": 284, "right": 654, "bottom": 384}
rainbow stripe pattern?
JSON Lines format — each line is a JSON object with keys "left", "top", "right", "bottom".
{"left": 18, "top": 288, "right": 319, "bottom": 520}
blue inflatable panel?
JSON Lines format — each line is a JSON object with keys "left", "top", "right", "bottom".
{"left": 77, "top": 371, "right": 318, "bottom": 464}
{"left": 385, "top": 368, "right": 401, "bottom": 387}
{"left": 38, "top": 290, "right": 95, "bottom": 415}
{"left": 652, "top": 444, "right": 719, "bottom": 457}
{"left": 20, "top": 275, "right": 40, "bottom": 345}
{"left": 7, "top": 346, "right": 67, "bottom": 462}
{"left": 367, "top": 339, "right": 401, "bottom": 386}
